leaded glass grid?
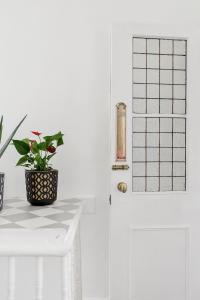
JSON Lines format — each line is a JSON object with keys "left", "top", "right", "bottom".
{"left": 132, "top": 37, "right": 187, "bottom": 114}
{"left": 132, "top": 36, "right": 187, "bottom": 192}
{"left": 132, "top": 117, "right": 186, "bottom": 192}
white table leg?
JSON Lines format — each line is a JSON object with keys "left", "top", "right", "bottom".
{"left": 8, "top": 257, "right": 15, "bottom": 300}
{"left": 62, "top": 253, "right": 72, "bottom": 300}
{"left": 36, "top": 257, "right": 43, "bottom": 300}
{"left": 73, "top": 228, "right": 82, "bottom": 300}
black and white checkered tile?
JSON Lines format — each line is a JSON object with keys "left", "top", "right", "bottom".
{"left": 0, "top": 198, "right": 81, "bottom": 230}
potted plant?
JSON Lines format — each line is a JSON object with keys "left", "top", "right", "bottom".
{"left": 0, "top": 115, "right": 27, "bottom": 210}
{"left": 13, "top": 130, "right": 64, "bottom": 206}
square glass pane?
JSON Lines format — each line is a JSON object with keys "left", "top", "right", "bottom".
{"left": 174, "top": 70, "right": 186, "bottom": 84}
{"left": 133, "top": 69, "right": 146, "bottom": 83}
{"left": 160, "top": 70, "right": 172, "bottom": 84}
{"left": 133, "top": 99, "right": 146, "bottom": 114}
{"left": 160, "top": 177, "right": 172, "bottom": 191}
{"left": 173, "top": 133, "right": 185, "bottom": 147}
{"left": 147, "top": 69, "right": 159, "bottom": 83}
{"left": 173, "top": 148, "right": 186, "bottom": 161}
{"left": 173, "top": 100, "right": 186, "bottom": 114}
{"left": 133, "top": 117, "right": 146, "bottom": 132}
{"left": 147, "top": 118, "right": 159, "bottom": 132}
{"left": 133, "top": 148, "right": 145, "bottom": 162}
{"left": 160, "top": 162, "right": 172, "bottom": 176}
{"left": 160, "top": 118, "right": 172, "bottom": 132}
{"left": 173, "top": 118, "right": 186, "bottom": 132}
{"left": 160, "top": 133, "right": 172, "bottom": 147}
{"left": 133, "top": 38, "right": 146, "bottom": 53}
{"left": 133, "top": 163, "right": 145, "bottom": 176}
{"left": 133, "top": 54, "right": 146, "bottom": 68}
{"left": 147, "top": 148, "right": 159, "bottom": 161}
{"left": 174, "top": 40, "right": 186, "bottom": 55}
{"left": 160, "top": 39, "right": 173, "bottom": 54}
{"left": 147, "top": 39, "right": 159, "bottom": 53}
{"left": 160, "top": 85, "right": 172, "bottom": 98}
{"left": 147, "top": 162, "right": 159, "bottom": 176}
{"left": 147, "top": 99, "right": 159, "bottom": 114}
{"left": 147, "top": 177, "right": 159, "bottom": 192}
{"left": 147, "top": 54, "right": 159, "bottom": 68}
{"left": 147, "top": 84, "right": 159, "bottom": 98}
{"left": 160, "top": 100, "right": 172, "bottom": 114}
{"left": 173, "top": 162, "right": 185, "bottom": 176}
{"left": 174, "top": 85, "right": 185, "bottom": 99}
{"left": 133, "top": 133, "right": 146, "bottom": 147}
{"left": 160, "top": 148, "right": 172, "bottom": 161}
{"left": 133, "top": 84, "right": 146, "bottom": 98}
{"left": 160, "top": 55, "right": 172, "bottom": 69}
{"left": 133, "top": 177, "right": 145, "bottom": 192}
{"left": 174, "top": 56, "right": 186, "bottom": 70}
{"left": 173, "top": 177, "right": 186, "bottom": 191}
{"left": 147, "top": 133, "right": 159, "bottom": 147}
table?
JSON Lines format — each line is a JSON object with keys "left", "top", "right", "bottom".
{"left": 0, "top": 198, "right": 82, "bottom": 300}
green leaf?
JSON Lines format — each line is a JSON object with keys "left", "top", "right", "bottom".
{"left": 22, "top": 138, "right": 30, "bottom": 145}
{"left": 43, "top": 136, "right": 52, "bottom": 147}
{"left": 57, "top": 136, "right": 64, "bottom": 146}
{"left": 27, "top": 156, "right": 34, "bottom": 163}
{"left": 13, "top": 140, "right": 30, "bottom": 155}
{"left": 16, "top": 155, "right": 28, "bottom": 166}
{"left": 0, "top": 115, "right": 27, "bottom": 159}
{"left": 0, "top": 116, "right": 3, "bottom": 144}
{"left": 31, "top": 141, "right": 39, "bottom": 154}
{"left": 22, "top": 163, "right": 31, "bottom": 168}
{"left": 43, "top": 132, "right": 64, "bottom": 146}
{"left": 52, "top": 132, "right": 63, "bottom": 140}
{"left": 34, "top": 154, "right": 41, "bottom": 162}
{"left": 37, "top": 142, "right": 47, "bottom": 151}
{"left": 46, "top": 153, "right": 56, "bottom": 160}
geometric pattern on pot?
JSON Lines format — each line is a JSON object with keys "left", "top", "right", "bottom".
{"left": 25, "top": 170, "right": 58, "bottom": 203}
{"left": 0, "top": 198, "right": 81, "bottom": 230}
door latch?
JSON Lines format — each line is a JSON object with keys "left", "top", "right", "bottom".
{"left": 112, "top": 164, "right": 129, "bottom": 170}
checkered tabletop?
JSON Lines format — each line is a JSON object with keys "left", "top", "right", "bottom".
{"left": 0, "top": 198, "right": 82, "bottom": 230}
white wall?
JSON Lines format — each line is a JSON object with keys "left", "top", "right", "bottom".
{"left": 0, "top": 0, "right": 200, "bottom": 299}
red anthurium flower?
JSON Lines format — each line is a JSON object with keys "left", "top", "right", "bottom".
{"left": 47, "top": 146, "right": 56, "bottom": 153}
{"left": 31, "top": 131, "right": 42, "bottom": 136}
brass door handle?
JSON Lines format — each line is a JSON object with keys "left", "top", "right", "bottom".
{"left": 117, "top": 182, "right": 127, "bottom": 193}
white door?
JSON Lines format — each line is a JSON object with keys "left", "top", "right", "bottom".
{"left": 110, "top": 23, "right": 200, "bottom": 300}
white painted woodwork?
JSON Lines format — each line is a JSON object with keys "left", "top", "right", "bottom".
{"left": 0, "top": 199, "right": 82, "bottom": 300}
{"left": 73, "top": 229, "right": 82, "bottom": 300}
{"left": 62, "top": 230, "right": 82, "bottom": 300}
{"left": 62, "top": 253, "right": 72, "bottom": 300}
{"left": 110, "top": 23, "right": 200, "bottom": 300}
{"left": 0, "top": 200, "right": 82, "bottom": 256}
{"left": 8, "top": 257, "right": 15, "bottom": 300}
{"left": 36, "top": 257, "right": 44, "bottom": 300}
{"left": 2, "top": 230, "right": 81, "bottom": 300}
{"left": 130, "top": 227, "right": 189, "bottom": 300}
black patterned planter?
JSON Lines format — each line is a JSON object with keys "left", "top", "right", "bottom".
{"left": 0, "top": 173, "right": 5, "bottom": 211}
{"left": 25, "top": 170, "right": 58, "bottom": 206}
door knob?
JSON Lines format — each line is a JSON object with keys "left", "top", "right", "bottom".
{"left": 117, "top": 182, "right": 127, "bottom": 193}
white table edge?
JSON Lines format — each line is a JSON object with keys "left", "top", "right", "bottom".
{"left": 0, "top": 203, "right": 83, "bottom": 256}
